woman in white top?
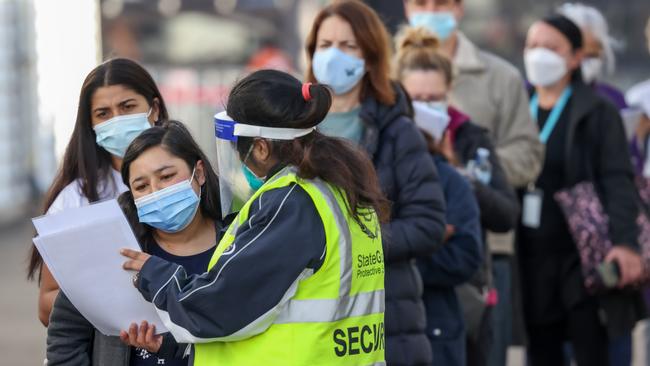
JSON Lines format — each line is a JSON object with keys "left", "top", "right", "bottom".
{"left": 27, "top": 58, "right": 169, "bottom": 326}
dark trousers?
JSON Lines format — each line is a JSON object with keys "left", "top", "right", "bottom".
{"left": 488, "top": 256, "right": 513, "bottom": 366}
{"left": 467, "top": 307, "right": 492, "bottom": 366}
{"left": 526, "top": 298, "right": 609, "bottom": 366}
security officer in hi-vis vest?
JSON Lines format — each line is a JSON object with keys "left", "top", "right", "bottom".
{"left": 122, "top": 69, "right": 387, "bottom": 365}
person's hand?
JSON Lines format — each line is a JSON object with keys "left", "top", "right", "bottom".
{"left": 121, "top": 248, "right": 151, "bottom": 272}
{"left": 635, "top": 114, "right": 650, "bottom": 141}
{"left": 120, "top": 321, "right": 163, "bottom": 353}
{"left": 605, "top": 246, "right": 644, "bottom": 288}
{"left": 443, "top": 225, "right": 456, "bottom": 243}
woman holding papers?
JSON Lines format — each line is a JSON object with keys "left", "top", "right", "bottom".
{"left": 120, "top": 70, "right": 388, "bottom": 365}
{"left": 28, "top": 58, "right": 169, "bottom": 326}
{"left": 47, "top": 121, "right": 222, "bottom": 365}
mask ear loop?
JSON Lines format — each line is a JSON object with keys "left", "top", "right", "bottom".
{"left": 189, "top": 166, "right": 203, "bottom": 199}
{"left": 242, "top": 142, "right": 255, "bottom": 165}
{"left": 147, "top": 98, "right": 160, "bottom": 124}
{"left": 242, "top": 141, "right": 267, "bottom": 180}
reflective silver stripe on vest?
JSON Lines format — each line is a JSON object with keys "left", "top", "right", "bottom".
{"left": 309, "top": 178, "right": 354, "bottom": 298}
{"left": 266, "top": 167, "right": 354, "bottom": 298}
{"left": 263, "top": 167, "right": 382, "bottom": 324}
{"left": 275, "top": 289, "right": 385, "bottom": 324}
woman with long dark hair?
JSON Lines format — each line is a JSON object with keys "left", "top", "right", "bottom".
{"left": 28, "top": 58, "right": 169, "bottom": 326}
{"left": 120, "top": 69, "right": 389, "bottom": 365}
{"left": 47, "top": 121, "right": 222, "bottom": 365}
{"left": 304, "top": 2, "right": 446, "bottom": 365}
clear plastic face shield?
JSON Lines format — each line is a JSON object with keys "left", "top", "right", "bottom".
{"left": 213, "top": 111, "right": 315, "bottom": 217}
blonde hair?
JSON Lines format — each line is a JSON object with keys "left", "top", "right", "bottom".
{"left": 393, "top": 26, "right": 453, "bottom": 85}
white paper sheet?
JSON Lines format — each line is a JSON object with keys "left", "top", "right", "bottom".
{"left": 33, "top": 199, "right": 166, "bottom": 336}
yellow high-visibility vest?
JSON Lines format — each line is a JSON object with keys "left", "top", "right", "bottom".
{"left": 194, "top": 167, "right": 386, "bottom": 365}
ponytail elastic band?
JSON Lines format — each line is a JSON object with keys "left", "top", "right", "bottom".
{"left": 302, "top": 82, "right": 312, "bottom": 101}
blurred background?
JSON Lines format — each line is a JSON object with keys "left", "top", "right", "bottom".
{"left": 0, "top": 0, "right": 647, "bottom": 364}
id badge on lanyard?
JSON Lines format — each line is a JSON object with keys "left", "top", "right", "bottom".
{"left": 522, "top": 184, "right": 543, "bottom": 229}
{"left": 524, "top": 87, "right": 573, "bottom": 229}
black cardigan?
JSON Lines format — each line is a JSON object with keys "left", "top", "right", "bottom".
{"left": 518, "top": 80, "right": 645, "bottom": 337}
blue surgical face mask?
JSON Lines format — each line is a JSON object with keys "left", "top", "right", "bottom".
{"left": 94, "top": 109, "right": 152, "bottom": 157}
{"left": 312, "top": 47, "right": 365, "bottom": 95}
{"left": 135, "top": 168, "right": 201, "bottom": 233}
{"left": 241, "top": 144, "right": 266, "bottom": 191}
{"left": 409, "top": 12, "right": 458, "bottom": 41}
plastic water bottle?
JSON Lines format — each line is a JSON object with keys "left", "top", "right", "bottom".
{"left": 473, "top": 148, "right": 492, "bottom": 185}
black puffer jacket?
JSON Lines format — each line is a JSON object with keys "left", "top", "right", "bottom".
{"left": 359, "top": 86, "right": 447, "bottom": 366}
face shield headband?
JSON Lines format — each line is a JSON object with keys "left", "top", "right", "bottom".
{"left": 213, "top": 111, "right": 315, "bottom": 216}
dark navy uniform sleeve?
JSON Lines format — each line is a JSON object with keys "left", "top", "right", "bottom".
{"left": 135, "top": 184, "right": 326, "bottom": 343}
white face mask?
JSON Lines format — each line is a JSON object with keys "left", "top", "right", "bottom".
{"left": 524, "top": 48, "right": 568, "bottom": 87}
{"left": 412, "top": 101, "right": 450, "bottom": 141}
{"left": 581, "top": 57, "right": 604, "bottom": 84}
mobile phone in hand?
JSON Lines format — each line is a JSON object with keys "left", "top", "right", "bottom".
{"left": 597, "top": 261, "right": 620, "bottom": 288}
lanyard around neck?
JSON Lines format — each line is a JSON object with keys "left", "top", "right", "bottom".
{"left": 530, "top": 86, "right": 573, "bottom": 144}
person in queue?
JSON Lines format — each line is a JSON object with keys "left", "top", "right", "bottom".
{"left": 120, "top": 70, "right": 389, "bottom": 365}
{"left": 403, "top": 0, "right": 543, "bottom": 187}
{"left": 558, "top": 2, "right": 628, "bottom": 111}
{"left": 624, "top": 15, "right": 650, "bottom": 365}
{"left": 27, "top": 58, "right": 168, "bottom": 326}
{"left": 395, "top": 28, "right": 484, "bottom": 366}
{"left": 47, "top": 121, "right": 221, "bottom": 365}
{"left": 402, "top": 2, "right": 544, "bottom": 363}
{"left": 394, "top": 25, "right": 520, "bottom": 366}
{"left": 520, "top": 14, "right": 645, "bottom": 366}
{"left": 305, "top": 2, "right": 447, "bottom": 365}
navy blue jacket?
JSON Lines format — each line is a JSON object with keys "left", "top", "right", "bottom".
{"left": 359, "top": 86, "right": 447, "bottom": 366}
{"left": 135, "top": 184, "right": 327, "bottom": 345}
{"left": 418, "top": 157, "right": 482, "bottom": 366}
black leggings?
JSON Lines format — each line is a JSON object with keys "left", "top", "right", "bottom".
{"left": 526, "top": 298, "right": 609, "bottom": 366}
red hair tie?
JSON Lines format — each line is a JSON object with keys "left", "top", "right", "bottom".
{"left": 302, "top": 82, "right": 313, "bottom": 101}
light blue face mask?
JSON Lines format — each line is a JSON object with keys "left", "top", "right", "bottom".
{"left": 135, "top": 168, "right": 201, "bottom": 233}
{"left": 312, "top": 47, "right": 365, "bottom": 95}
{"left": 409, "top": 12, "right": 458, "bottom": 41}
{"left": 94, "top": 110, "right": 152, "bottom": 157}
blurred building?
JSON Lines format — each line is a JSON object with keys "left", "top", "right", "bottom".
{"left": 0, "top": 0, "right": 38, "bottom": 223}
{"left": 98, "top": 0, "right": 313, "bottom": 169}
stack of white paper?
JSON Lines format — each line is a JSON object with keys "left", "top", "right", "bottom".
{"left": 33, "top": 199, "right": 166, "bottom": 336}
